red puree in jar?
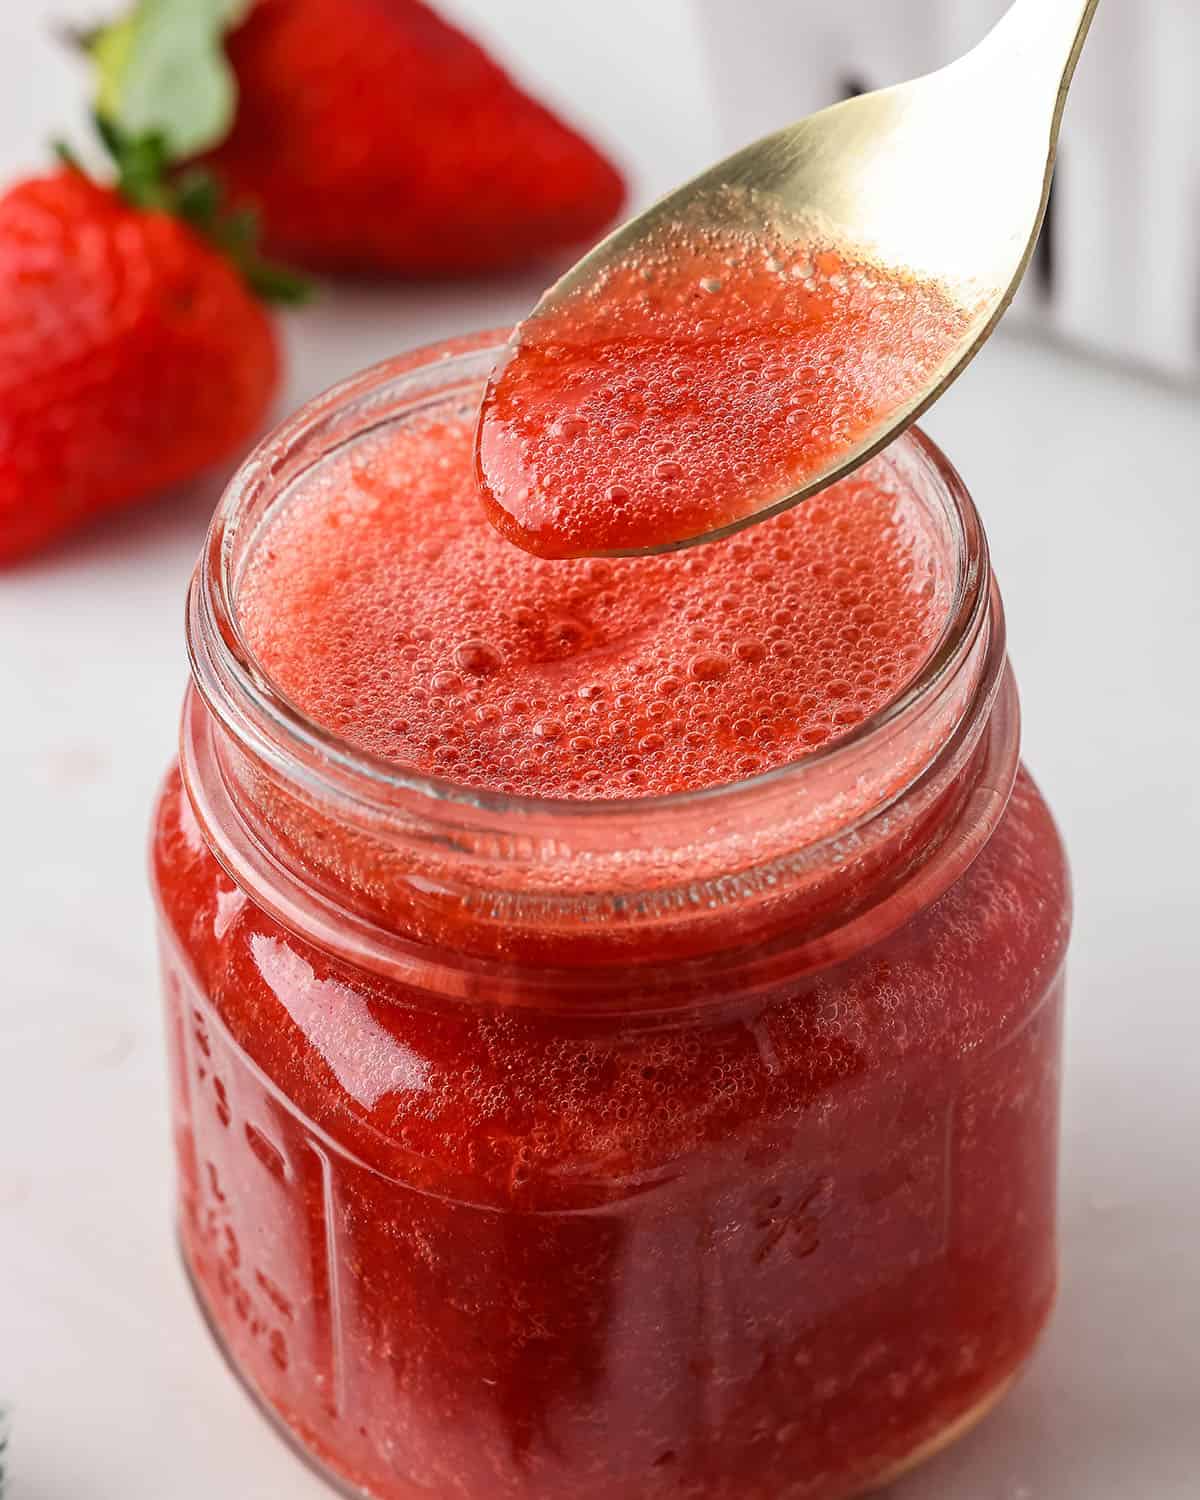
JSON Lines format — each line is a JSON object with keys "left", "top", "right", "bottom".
{"left": 238, "top": 418, "right": 950, "bottom": 797}
{"left": 476, "top": 224, "right": 970, "bottom": 556}
{"left": 153, "top": 335, "right": 1069, "bottom": 1500}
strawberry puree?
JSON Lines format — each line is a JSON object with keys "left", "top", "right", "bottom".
{"left": 239, "top": 416, "right": 950, "bottom": 798}
{"left": 476, "top": 225, "right": 969, "bottom": 556}
{"left": 153, "top": 336, "right": 1070, "bottom": 1500}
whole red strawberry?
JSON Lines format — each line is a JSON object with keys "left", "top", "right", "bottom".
{"left": 199, "top": 0, "right": 626, "bottom": 276}
{"left": 0, "top": 168, "right": 282, "bottom": 564}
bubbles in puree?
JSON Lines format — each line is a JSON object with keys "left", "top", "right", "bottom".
{"left": 238, "top": 410, "right": 952, "bottom": 800}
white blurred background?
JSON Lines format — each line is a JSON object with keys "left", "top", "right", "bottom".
{"left": 0, "top": 4, "right": 1197, "bottom": 1499}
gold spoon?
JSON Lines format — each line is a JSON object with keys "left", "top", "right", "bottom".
{"left": 498, "top": 0, "right": 1098, "bottom": 555}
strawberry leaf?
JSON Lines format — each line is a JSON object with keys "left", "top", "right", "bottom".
{"left": 173, "top": 169, "right": 220, "bottom": 229}
{"left": 53, "top": 140, "right": 84, "bottom": 171}
{"left": 91, "top": 0, "right": 253, "bottom": 159}
{"left": 242, "top": 260, "right": 314, "bottom": 307}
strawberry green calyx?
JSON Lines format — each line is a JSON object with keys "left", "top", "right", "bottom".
{"left": 91, "top": 0, "right": 252, "bottom": 158}
{"left": 58, "top": 112, "right": 311, "bottom": 305}
{"left": 60, "top": 0, "right": 311, "bottom": 306}
{"left": 172, "top": 162, "right": 311, "bottom": 304}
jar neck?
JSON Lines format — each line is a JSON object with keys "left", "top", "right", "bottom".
{"left": 181, "top": 336, "right": 1018, "bottom": 1010}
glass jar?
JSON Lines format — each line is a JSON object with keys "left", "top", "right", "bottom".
{"left": 151, "top": 333, "right": 1070, "bottom": 1500}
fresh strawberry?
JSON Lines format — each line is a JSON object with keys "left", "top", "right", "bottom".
{"left": 196, "top": 0, "right": 626, "bottom": 276}
{"left": 0, "top": 145, "right": 292, "bottom": 564}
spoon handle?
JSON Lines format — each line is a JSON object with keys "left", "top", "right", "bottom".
{"left": 982, "top": 0, "right": 1100, "bottom": 99}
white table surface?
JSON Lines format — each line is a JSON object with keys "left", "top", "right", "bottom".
{"left": 2, "top": 4, "right": 1198, "bottom": 1498}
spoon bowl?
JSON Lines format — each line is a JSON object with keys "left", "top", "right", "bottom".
{"left": 494, "top": 0, "right": 1098, "bottom": 555}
